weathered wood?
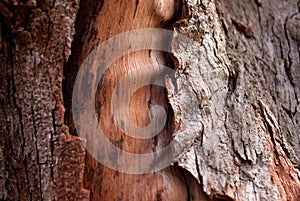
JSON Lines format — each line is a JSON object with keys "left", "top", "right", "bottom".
{"left": 66, "top": 0, "right": 204, "bottom": 200}
{"left": 0, "top": 0, "right": 89, "bottom": 200}
{"left": 1, "top": 0, "right": 299, "bottom": 200}
{"left": 169, "top": 0, "right": 300, "bottom": 200}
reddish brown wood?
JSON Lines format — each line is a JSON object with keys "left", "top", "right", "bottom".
{"left": 70, "top": 0, "right": 205, "bottom": 200}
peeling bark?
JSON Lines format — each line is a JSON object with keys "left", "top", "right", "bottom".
{"left": 1, "top": 0, "right": 299, "bottom": 201}
{"left": 169, "top": 0, "right": 300, "bottom": 200}
{"left": 65, "top": 0, "right": 205, "bottom": 200}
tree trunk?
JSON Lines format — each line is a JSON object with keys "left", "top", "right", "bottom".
{"left": 0, "top": 0, "right": 299, "bottom": 201}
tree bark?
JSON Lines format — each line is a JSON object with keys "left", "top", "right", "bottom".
{"left": 0, "top": 0, "right": 89, "bottom": 200}
{"left": 175, "top": 0, "right": 300, "bottom": 200}
{"left": 0, "top": 0, "right": 299, "bottom": 201}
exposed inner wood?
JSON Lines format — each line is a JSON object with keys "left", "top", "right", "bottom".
{"left": 1, "top": 0, "right": 300, "bottom": 200}
{"left": 63, "top": 0, "right": 208, "bottom": 200}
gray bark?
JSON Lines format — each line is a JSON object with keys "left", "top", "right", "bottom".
{"left": 171, "top": 0, "right": 300, "bottom": 200}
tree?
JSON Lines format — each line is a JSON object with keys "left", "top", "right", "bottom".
{"left": 0, "top": 0, "right": 299, "bottom": 200}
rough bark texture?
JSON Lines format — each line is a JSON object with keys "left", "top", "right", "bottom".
{"left": 0, "top": 0, "right": 89, "bottom": 200}
{"left": 170, "top": 0, "right": 300, "bottom": 200}
{"left": 0, "top": 0, "right": 299, "bottom": 201}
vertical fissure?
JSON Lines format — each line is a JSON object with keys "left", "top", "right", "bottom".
{"left": 181, "top": 168, "right": 191, "bottom": 201}
{"left": 62, "top": 0, "right": 104, "bottom": 136}
{"left": 7, "top": 29, "right": 23, "bottom": 201}
{"left": 23, "top": 156, "right": 32, "bottom": 201}
{"left": 50, "top": 109, "right": 56, "bottom": 182}
{"left": 133, "top": 0, "right": 139, "bottom": 18}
